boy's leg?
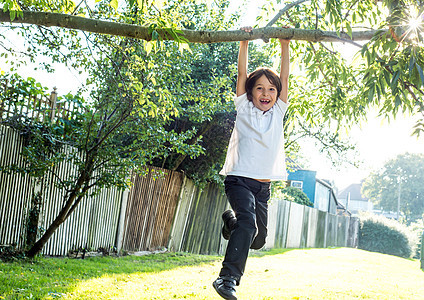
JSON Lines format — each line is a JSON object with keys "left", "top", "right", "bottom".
{"left": 219, "top": 176, "right": 258, "bottom": 282}
{"left": 213, "top": 177, "right": 270, "bottom": 299}
{"left": 250, "top": 187, "right": 270, "bottom": 250}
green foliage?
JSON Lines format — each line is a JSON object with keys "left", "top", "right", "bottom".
{"left": 358, "top": 213, "right": 417, "bottom": 258}
{"left": 281, "top": 186, "right": 314, "bottom": 207}
{"left": 0, "top": 72, "right": 49, "bottom": 111}
{"left": 259, "top": 0, "right": 424, "bottom": 140}
{"left": 81, "top": 1, "right": 242, "bottom": 184}
{"left": 362, "top": 153, "right": 424, "bottom": 224}
{"left": 408, "top": 218, "right": 424, "bottom": 259}
{"left": 4, "top": 0, "right": 422, "bottom": 172}
{"left": 0, "top": 74, "right": 86, "bottom": 179}
{"left": 0, "top": 0, "right": 22, "bottom": 20}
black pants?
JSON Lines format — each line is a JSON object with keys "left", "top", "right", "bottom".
{"left": 219, "top": 175, "right": 271, "bottom": 284}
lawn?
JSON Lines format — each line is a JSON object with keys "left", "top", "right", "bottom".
{"left": 1, "top": 248, "right": 424, "bottom": 299}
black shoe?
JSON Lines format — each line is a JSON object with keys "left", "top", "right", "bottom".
{"left": 221, "top": 210, "right": 236, "bottom": 240}
{"left": 213, "top": 276, "right": 237, "bottom": 300}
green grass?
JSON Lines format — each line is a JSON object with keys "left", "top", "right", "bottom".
{"left": 1, "top": 248, "right": 424, "bottom": 299}
{"left": 0, "top": 252, "right": 219, "bottom": 299}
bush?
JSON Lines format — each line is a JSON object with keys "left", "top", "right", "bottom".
{"left": 282, "top": 186, "right": 314, "bottom": 207}
{"left": 358, "top": 213, "right": 417, "bottom": 258}
{"left": 408, "top": 219, "right": 424, "bottom": 259}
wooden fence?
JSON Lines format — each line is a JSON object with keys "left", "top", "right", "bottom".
{"left": 168, "top": 179, "right": 229, "bottom": 255}
{"left": 0, "top": 77, "right": 83, "bottom": 124}
{"left": 169, "top": 183, "right": 358, "bottom": 256}
{"left": 0, "top": 123, "right": 358, "bottom": 256}
{"left": 120, "top": 168, "right": 184, "bottom": 252}
{"left": 0, "top": 124, "right": 124, "bottom": 255}
{"left": 0, "top": 125, "right": 33, "bottom": 250}
{"left": 266, "top": 200, "right": 358, "bottom": 250}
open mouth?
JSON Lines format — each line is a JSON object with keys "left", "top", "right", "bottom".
{"left": 260, "top": 99, "right": 271, "bottom": 104}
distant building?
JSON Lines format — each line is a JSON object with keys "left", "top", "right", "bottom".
{"left": 337, "top": 182, "right": 373, "bottom": 216}
{"left": 287, "top": 169, "right": 340, "bottom": 215}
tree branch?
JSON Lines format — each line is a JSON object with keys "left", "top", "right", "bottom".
{"left": 265, "top": 0, "right": 309, "bottom": 27}
{"left": 0, "top": 10, "right": 381, "bottom": 43}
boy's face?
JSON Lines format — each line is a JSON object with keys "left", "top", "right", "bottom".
{"left": 251, "top": 75, "right": 278, "bottom": 112}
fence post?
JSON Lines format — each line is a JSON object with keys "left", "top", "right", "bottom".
{"left": 420, "top": 230, "right": 424, "bottom": 270}
{"left": 115, "top": 188, "right": 130, "bottom": 254}
{"left": 49, "top": 87, "right": 57, "bottom": 121}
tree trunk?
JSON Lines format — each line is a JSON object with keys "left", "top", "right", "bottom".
{"left": 25, "top": 191, "right": 78, "bottom": 258}
{"left": 25, "top": 191, "right": 42, "bottom": 249}
{"left": 26, "top": 159, "right": 95, "bottom": 258}
{"left": 0, "top": 10, "right": 380, "bottom": 43}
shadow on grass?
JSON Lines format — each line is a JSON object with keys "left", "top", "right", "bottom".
{"left": 0, "top": 251, "right": 220, "bottom": 299}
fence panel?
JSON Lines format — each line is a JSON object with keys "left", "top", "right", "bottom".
{"left": 286, "top": 202, "right": 304, "bottom": 248}
{"left": 168, "top": 178, "right": 196, "bottom": 252}
{"left": 326, "top": 214, "right": 338, "bottom": 247}
{"left": 34, "top": 148, "right": 125, "bottom": 256}
{"left": 0, "top": 125, "right": 32, "bottom": 248}
{"left": 348, "top": 217, "right": 359, "bottom": 248}
{"left": 314, "top": 210, "right": 328, "bottom": 248}
{"left": 336, "top": 215, "right": 349, "bottom": 247}
{"left": 273, "top": 200, "right": 290, "bottom": 248}
{"left": 265, "top": 198, "right": 279, "bottom": 249}
{"left": 121, "top": 167, "right": 184, "bottom": 252}
{"left": 306, "top": 208, "right": 318, "bottom": 248}
{"left": 300, "top": 206, "right": 311, "bottom": 248}
{"left": 179, "top": 182, "right": 229, "bottom": 255}
{"left": 1, "top": 125, "right": 127, "bottom": 256}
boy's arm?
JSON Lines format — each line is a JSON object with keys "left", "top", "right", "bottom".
{"left": 279, "top": 38, "right": 290, "bottom": 104}
{"left": 236, "top": 40, "right": 248, "bottom": 96}
{"left": 236, "top": 27, "right": 251, "bottom": 97}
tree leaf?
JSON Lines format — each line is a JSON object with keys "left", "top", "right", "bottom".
{"left": 110, "top": 0, "right": 118, "bottom": 11}
{"left": 391, "top": 70, "right": 400, "bottom": 89}
{"left": 346, "top": 22, "right": 353, "bottom": 39}
{"left": 408, "top": 56, "right": 415, "bottom": 74}
{"left": 416, "top": 63, "right": 424, "bottom": 86}
{"left": 368, "top": 84, "right": 375, "bottom": 103}
{"left": 145, "top": 41, "right": 153, "bottom": 55}
{"left": 178, "top": 42, "right": 192, "bottom": 54}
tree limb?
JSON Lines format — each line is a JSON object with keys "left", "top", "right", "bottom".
{"left": 0, "top": 10, "right": 381, "bottom": 43}
{"left": 265, "top": 0, "right": 310, "bottom": 27}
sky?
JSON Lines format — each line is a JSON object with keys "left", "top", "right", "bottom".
{"left": 1, "top": 0, "right": 423, "bottom": 191}
{"left": 304, "top": 111, "right": 423, "bottom": 190}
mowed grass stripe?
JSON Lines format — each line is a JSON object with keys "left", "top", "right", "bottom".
{"left": 1, "top": 248, "right": 424, "bottom": 299}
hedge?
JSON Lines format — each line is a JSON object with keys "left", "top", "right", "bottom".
{"left": 358, "top": 213, "right": 417, "bottom": 258}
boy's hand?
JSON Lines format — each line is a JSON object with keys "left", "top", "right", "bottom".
{"left": 279, "top": 38, "right": 290, "bottom": 45}
{"left": 278, "top": 26, "right": 291, "bottom": 44}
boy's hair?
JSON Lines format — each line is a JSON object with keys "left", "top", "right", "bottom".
{"left": 245, "top": 67, "right": 282, "bottom": 101}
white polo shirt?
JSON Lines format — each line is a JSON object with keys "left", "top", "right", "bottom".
{"left": 219, "top": 93, "right": 288, "bottom": 181}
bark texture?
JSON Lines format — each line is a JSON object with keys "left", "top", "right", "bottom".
{"left": 0, "top": 10, "right": 380, "bottom": 43}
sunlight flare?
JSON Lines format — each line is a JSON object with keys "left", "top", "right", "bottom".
{"left": 404, "top": 5, "right": 424, "bottom": 43}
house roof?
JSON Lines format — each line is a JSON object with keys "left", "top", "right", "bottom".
{"left": 286, "top": 157, "right": 303, "bottom": 172}
{"left": 337, "top": 183, "right": 368, "bottom": 202}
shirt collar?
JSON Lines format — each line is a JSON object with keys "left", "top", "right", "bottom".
{"left": 250, "top": 101, "right": 274, "bottom": 116}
